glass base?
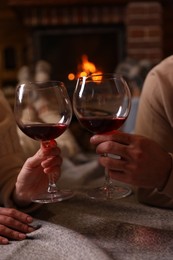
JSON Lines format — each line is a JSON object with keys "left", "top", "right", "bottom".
{"left": 87, "top": 185, "right": 132, "bottom": 201}
{"left": 31, "top": 189, "right": 74, "bottom": 204}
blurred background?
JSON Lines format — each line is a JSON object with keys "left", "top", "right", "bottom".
{"left": 0, "top": 0, "right": 173, "bottom": 150}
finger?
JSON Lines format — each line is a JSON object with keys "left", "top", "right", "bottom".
{"left": 41, "top": 139, "right": 57, "bottom": 149}
{"left": 98, "top": 156, "right": 133, "bottom": 185}
{"left": 25, "top": 140, "right": 59, "bottom": 168}
{"left": 42, "top": 147, "right": 61, "bottom": 157}
{"left": 26, "top": 148, "right": 61, "bottom": 170}
{"left": 0, "top": 208, "right": 33, "bottom": 224}
{"left": 0, "top": 216, "right": 35, "bottom": 234}
{"left": 91, "top": 131, "right": 133, "bottom": 145}
{"left": 110, "top": 131, "right": 134, "bottom": 145}
{"left": 0, "top": 224, "right": 27, "bottom": 241}
{"left": 41, "top": 156, "right": 62, "bottom": 168}
{"left": 96, "top": 141, "right": 131, "bottom": 161}
{"left": 43, "top": 165, "right": 61, "bottom": 177}
{"left": 98, "top": 156, "right": 127, "bottom": 172}
{"left": 0, "top": 235, "right": 9, "bottom": 245}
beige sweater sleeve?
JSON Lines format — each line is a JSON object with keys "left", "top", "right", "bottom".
{"left": 0, "top": 90, "right": 23, "bottom": 207}
{"left": 0, "top": 90, "right": 39, "bottom": 212}
{"left": 135, "top": 56, "right": 173, "bottom": 208}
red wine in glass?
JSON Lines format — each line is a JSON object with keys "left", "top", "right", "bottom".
{"left": 14, "top": 81, "right": 74, "bottom": 203}
{"left": 73, "top": 73, "right": 132, "bottom": 201}
{"left": 79, "top": 115, "right": 126, "bottom": 134}
{"left": 19, "top": 123, "right": 68, "bottom": 141}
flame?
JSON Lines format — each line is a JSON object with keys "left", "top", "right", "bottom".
{"left": 90, "top": 74, "right": 103, "bottom": 82}
{"left": 68, "top": 54, "right": 102, "bottom": 80}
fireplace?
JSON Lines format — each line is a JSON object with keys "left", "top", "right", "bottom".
{"left": 7, "top": 0, "right": 164, "bottom": 90}
{"left": 6, "top": 0, "right": 164, "bottom": 98}
{"left": 32, "top": 23, "right": 125, "bottom": 95}
{"left": 4, "top": 1, "right": 167, "bottom": 150}
{"left": 8, "top": 1, "right": 163, "bottom": 65}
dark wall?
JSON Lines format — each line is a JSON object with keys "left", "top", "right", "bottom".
{"left": 162, "top": 2, "right": 173, "bottom": 58}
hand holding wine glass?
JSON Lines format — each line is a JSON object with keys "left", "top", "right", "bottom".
{"left": 13, "top": 140, "right": 62, "bottom": 207}
{"left": 14, "top": 81, "right": 74, "bottom": 203}
{"left": 73, "top": 73, "right": 131, "bottom": 200}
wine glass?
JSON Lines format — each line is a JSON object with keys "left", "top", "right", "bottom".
{"left": 14, "top": 81, "right": 74, "bottom": 203}
{"left": 73, "top": 73, "right": 132, "bottom": 200}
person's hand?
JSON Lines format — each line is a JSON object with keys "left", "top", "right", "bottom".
{"left": 13, "top": 140, "right": 62, "bottom": 206}
{"left": 0, "top": 208, "right": 35, "bottom": 245}
{"left": 90, "top": 131, "right": 172, "bottom": 189}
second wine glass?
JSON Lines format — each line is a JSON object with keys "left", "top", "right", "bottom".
{"left": 14, "top": 81, "right": 74, "bottom": 203}
{"left": 73, "top": 73, "right": 132, "bottom": 200}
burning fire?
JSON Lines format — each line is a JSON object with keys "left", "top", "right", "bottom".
{"left": 68, "top": 54, "right": 102, "bottom": 80}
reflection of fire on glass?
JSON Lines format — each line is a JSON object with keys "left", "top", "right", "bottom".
{"left": 68, "top": 54, "right": 102, "bottom": 80}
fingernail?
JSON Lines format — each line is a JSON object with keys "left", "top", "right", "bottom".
{"left": 2, "top": 238, "right": 9, "bottom": 244}
{"left": 26, "top": 216, "right": 33, "bottom": 223}
{"left": 19, "top": 233, "right": 26, "bottom": 239}
{"left": 28, "top": 227, "right": 35, "bottom": 233}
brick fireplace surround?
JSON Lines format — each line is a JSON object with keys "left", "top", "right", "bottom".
{"left": 8, "top": 0, "right": 165, "bottom": 65}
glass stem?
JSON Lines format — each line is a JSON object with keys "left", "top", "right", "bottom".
{"left": 103, "top": 153, "right": 113, "bottom": 199}
{"left": 104, "top": 168, "right": 112, "bottom": 187}
{"left": 48, "top": 172, "right": 58, "bottom": 194}
{"left": 103, "top": 168, "right": 113, "bottom": 199}
{"left": 42, "top": 140, "right": 58, "bottom": 194}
